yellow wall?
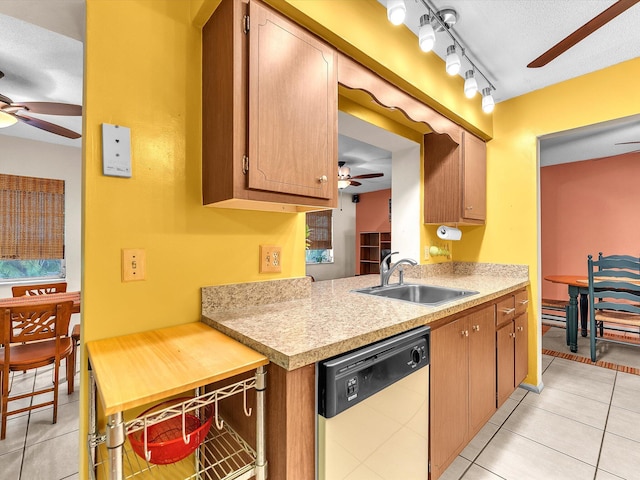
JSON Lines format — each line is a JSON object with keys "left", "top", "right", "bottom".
{"left": 81, "top": 0, "right": 640, "bottom": 475}
{"left": 81, "top": 0, "right": 300, "bottom": 475}
{"left": 455, "top": 56, "right": 640, "bottom": 385}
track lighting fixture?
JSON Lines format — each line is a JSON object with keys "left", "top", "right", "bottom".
{"left": 464, "top": 70, "right": 478, "bottom": 98}
{"left": 387, "top": 0, "right": 406, "bottom": 26}
{"left": 418, "top": 14, "right": 435, "bottom": 52}
{"left": 482, "top": 88, "right": 495, "bottom": 113}
{"left": 445, "top": 45, "right": 461, "bottom": 76}
{"left": 385, "top": 0, "right": 497, "bottom": 113}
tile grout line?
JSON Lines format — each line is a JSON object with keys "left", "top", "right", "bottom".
{"left": 461, "top": 386, "right": 531, "bottom": 479}
{"left": 592, "top": 370, "right": 617, "bottom": 480}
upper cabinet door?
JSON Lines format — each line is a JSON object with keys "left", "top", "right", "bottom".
{"left": 462, "top": 132, "right": 486, "bottom": 221}
{"left": 248, "top": 1, "right": 337, "bottom": 199}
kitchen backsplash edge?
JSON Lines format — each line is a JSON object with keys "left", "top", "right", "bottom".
{"left": 202, "top": 276, "right": 312, "bottom": 312}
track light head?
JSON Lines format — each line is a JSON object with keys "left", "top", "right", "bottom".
{"left": 464, "top": 70, "right": 478, "bottom": 98}
{"left": 482, "top": 87, "right": 495, "bottom": 113}
{"left": 418, "top": 14, "right": 436, "bottom": 52}
{"left": 387, "top": 0, "right": 406, "bottom": 26}
{"left": 445, "top": 45, "right": 461, "bottom": 75}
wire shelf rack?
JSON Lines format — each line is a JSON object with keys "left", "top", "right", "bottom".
{"left": 88, "top": 377, "right": 265, "bottom": 480}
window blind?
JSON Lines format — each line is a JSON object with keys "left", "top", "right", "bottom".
{"left": 0, "top": 174, "right": 65, "bottom": 260}
{"left": 306, "top": 210, "right": 333, "bottom": 250}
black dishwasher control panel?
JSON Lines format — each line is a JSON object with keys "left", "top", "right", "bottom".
{"left": 318, "top": 325, "right": 430, "bottom": 418}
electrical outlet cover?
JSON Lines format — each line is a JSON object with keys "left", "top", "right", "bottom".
{"left": 259, "top": 245, "right": 282, "bottom": 273}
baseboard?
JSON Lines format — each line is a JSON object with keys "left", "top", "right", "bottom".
{"left": 519, "top": 381, "right": 543, "bottom": 394}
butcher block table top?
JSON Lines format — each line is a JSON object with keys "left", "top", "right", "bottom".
{"left": 87, "top": 322, "right": 269, "bottom": 416}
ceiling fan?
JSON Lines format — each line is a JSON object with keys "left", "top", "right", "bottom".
{"left": 338, "top": 161, "right": 384, "bottom": 189}
{"left": 0, "top": 70, "right": 82, "bottom": 139}
{"left": 528, "top": 0, "right": 640, "bottom": 68}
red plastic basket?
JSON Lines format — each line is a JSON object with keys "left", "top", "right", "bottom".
{"left": 128, "top": 398, "right": 213, "bottom": 465}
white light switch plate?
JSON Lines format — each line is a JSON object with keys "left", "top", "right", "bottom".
{"left": 102, "top": 123, "right": 132, "bottom": 177}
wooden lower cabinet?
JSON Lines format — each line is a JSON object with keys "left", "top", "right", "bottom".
{"left": 496, "top": 290, "right": 529, "bottom": 407}
{"left": 430, "top": 304, "right": 496, "bottom": 479}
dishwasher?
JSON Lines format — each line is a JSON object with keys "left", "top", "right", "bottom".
{"left": 317, "top": 325, "right": 430, "bottom": 480}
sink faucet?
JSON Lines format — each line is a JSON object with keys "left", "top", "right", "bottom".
{"left": 380, "top": 252, "right": 417, "bottom": 287}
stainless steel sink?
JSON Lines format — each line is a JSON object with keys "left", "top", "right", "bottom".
{"left": 353, "top": 283, "right": 479, "bottom": 306}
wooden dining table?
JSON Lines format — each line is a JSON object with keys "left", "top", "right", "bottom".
{"left": 544, "top": 275, "right": 588, "bottom": 353}
{"left": 0, "top": 291, "right": 81, "bottom": 314}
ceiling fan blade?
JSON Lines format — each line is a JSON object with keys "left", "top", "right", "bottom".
{"left": 352, "top": 173, "right": 384, "bottom": 179}
{"left": 0, "top": 93, "right": 14, "bottom": 105}
{"left": 527, "top": 0, "right": 640, "bottom": 68}
{"left": 15, "top": 113, "right": 81, "bottom": 139}
{"left": 16, "top": 102, "right": 82, "bottom": 116}
{"left": 349, "top": 180, "right": 362, "bottom": 187}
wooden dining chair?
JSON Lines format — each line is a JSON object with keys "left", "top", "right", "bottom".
{"left": 594, "top": 253, "right": 640, "bottom": 337}
{"left": 0, "top": 301, "right": 74, "bottom": 440}
{"left": 588, "top": 255, "right": 640, "bottom": 362}
{"left": 11, "top": 282, "right": 67, "bottom": 297}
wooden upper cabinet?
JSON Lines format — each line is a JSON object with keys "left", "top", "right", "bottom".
{"left": 202, "top": 0, "right": 338, "bottom": 213}
{"left": 462, "top": 132, "right": 486, "bottom": 221}
{"left": 424, "top": 129, "right": 487, "bottom": 224}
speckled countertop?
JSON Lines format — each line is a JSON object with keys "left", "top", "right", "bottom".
{"left": 201, "top": 263, "right": 529, "bottom": 371}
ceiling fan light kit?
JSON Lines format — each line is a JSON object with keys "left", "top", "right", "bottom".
{"left": 385, "top": 0, "right": 497, "bottom": 113}
{"left": 0, "top": 110, "right": 18, "bottom": 128}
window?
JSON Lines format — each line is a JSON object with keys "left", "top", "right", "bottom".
{"left": 306, "top": 210, "right": 333, "bottom": 264}
{"left": 0, "top": 174, "right": 65, "bottom": 281}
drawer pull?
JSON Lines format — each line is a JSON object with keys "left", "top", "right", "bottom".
{"left": 318, "top": 175, "right": 328, "bottom": 184}
{"left": 501, "top": 308, "right": 515, "bottom": 315}
{"left": 519, "top": 299, "right": 529, "bottom": 305}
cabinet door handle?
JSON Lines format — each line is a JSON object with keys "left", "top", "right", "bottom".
{"left": 461, "top": 330, "right": 469, "bottom": 337}
{"left": 510, "top": 332, "right": 516, "bottom": 339}
{"left": 318, "top": 175, "right": 328, "bottom": 184}
{"left": 501, "top": 308, "right": 515, "bottom": 315}
{"left": 517, "top": 326, "right": 524, "bottom": 332}
{"left": 472, "top": 325, "right": 480, "bottom": 332}
{"left": 465, "top": 205, "right": 473, "bottom": 210}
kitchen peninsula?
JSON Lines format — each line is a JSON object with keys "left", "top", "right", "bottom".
{"left": 201, "top": 262, "right": 529, "bottom": 479}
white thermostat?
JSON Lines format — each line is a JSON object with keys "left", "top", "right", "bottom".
{"left": 102, "top": 123, "right": 132, "bottom": 178}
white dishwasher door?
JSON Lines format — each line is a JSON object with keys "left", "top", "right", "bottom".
{"left": 318, "top": 365, "right": 429, "bottom": 480}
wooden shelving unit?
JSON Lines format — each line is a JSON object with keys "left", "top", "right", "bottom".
{"left": 358, "top": 231, "right": 391, "bottom": 275}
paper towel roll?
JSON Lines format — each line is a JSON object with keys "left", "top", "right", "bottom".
{"left": 437, "top": 225, "right": 462, "bottom": 241}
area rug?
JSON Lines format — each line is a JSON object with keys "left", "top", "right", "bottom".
{"left": 542, "top": 325, "right": 640, "bottom": 376}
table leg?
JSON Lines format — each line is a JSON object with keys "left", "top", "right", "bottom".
{"left": 567, "top": 285, "right": 579, "bottom": 352}
{"left": 580, "top": 293, "right": 589, "bottom": 337}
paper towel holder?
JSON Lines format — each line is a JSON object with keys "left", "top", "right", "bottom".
{"left": 437, "top": 225, "right": 462, "bottom": 241}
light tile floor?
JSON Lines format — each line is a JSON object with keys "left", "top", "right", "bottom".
{"left": 440, "top": 354, "right": 640, "bottom": 480}
{"left": 0, "top": 359, "right": 80, "bottom": 480}
{"left": 2, "top": 352, "right": 640, "bottom": 480}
